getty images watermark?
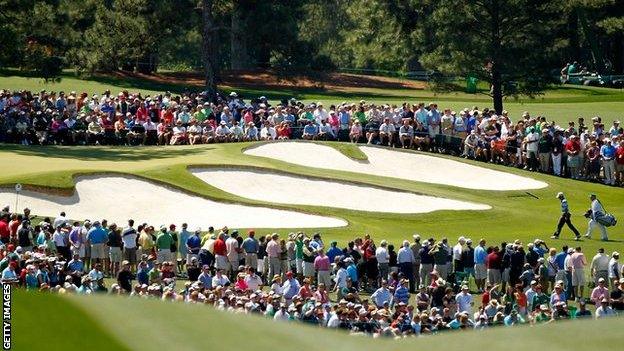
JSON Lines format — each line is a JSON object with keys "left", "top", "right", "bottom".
{"left": 2, "top": 283, "right": 10, "bottom": 350}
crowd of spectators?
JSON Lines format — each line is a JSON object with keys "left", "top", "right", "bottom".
{"left": 1, "top": 206, "right": 622, "bottom": 337}
{"left": 1, "top": 89, "right": 623, "bottom": 186}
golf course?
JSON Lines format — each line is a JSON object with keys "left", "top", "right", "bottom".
{"left": 3, "top": 70, "right": 624, "bottom": 351}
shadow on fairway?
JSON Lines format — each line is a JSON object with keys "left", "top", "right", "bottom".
{"left": 0, "top": 144, "right": 212, "bottom": 161}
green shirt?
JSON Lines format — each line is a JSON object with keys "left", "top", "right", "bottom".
{"left": 295, "top": 240, "right": 304, "bottom": 259}
{"left": 354, "top": 111, "right": 366, "bottom": 124}
{"left": 156, "top": 232, "right": 173, "bottom": 250}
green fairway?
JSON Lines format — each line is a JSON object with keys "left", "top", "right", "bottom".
{"left": 11, "top": 289, "right": 624, "bottom": 351}
{"left": 0, "top": 141, "right": 622, "bottom": 259}
{"left": 2, "top": 69, "right": 624, "bottom": 126}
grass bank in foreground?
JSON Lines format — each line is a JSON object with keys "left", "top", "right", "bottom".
{"left": 11, "top": 289, "right": 624, "bottom": 351}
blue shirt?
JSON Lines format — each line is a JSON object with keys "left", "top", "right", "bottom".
{"left": 371, "top": 287, "right": 392, "bottom": 307}
{"left": 198, "top": 272, "right": 213, "bottom": 289}
{"left": 327, "top": 246, "right": 342, "bottom": 263}
{"left": 601, "top": 145, "right": 616, "bottom": 158}
{"left": 303, "top": 124, "right": 318, "bottom": 135}
{"left": 282, "top": 278, "right": 301, "bottom": 300}
{"left": 346, "top": 264, "right": 358, "bottom": 282}
{"left": 67, "top": 260, "right": 84, "bottom": 272}
{"left": 241, "top": 237, "right": 259, "bottom": 253}
{"left": 554, "top": 251, "right": 567, "bottom": 270}
{"left": 186, "top": 235, "right": 201, "bottom": 254}
{"left": 179, "top": 230, "right": 191, "bottom": 254}
{"left": 87, "top": 227, "right": 108, "bottom": 244}
{"left": 474, "top": 246, "right": 487, "bottom": 264}
{"left": 394, "top": 286, "right": 410, "bottom": 304}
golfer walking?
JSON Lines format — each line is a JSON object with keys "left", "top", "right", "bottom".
{"left": 585, "top": 194, "right": 609, "bottom": 241}
{"left": 552, "top": 192, "right": 581, "bottom": 240}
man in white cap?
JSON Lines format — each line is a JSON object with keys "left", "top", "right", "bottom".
{"left": 452, "top": 236, "right": 466, "bottom": 273}
{"left": 608, "top": 251, "right": 620, "bottom": 288}
{"left": 552, "top": 192, "right": 581, "bottom": 240}
{"left": 590, "top": 248, "right": 610, "bottom": 287}
{"left": 585, "top": 194, "right": 608, "bottom": 241}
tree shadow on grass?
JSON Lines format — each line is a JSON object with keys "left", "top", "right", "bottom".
{"left": 0, "top": 144, "right": 212, "bottom": 161}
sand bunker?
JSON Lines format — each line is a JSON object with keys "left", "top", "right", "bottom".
{"left": 192, "top": 168, "right": 491, "bottom": 213}
{"left": 245, "top": 143, "right": 548, "bottom": 191}
{"left": 0, "top": 176, "right": 346, "bottom": 228}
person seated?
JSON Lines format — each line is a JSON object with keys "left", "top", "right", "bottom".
{"left": 302, "top": 120, "right": 319, "bottom": 140}
{"left": 276, "top": 121, "right": 291, "bottom": 140}
{"left": 201, "top": 121, "right": 215, "bottom": 144}
{"left": 349, "top": 120, "right": 362, "bottom": 143}
{"left": 214, "top": 121, "right": 231, "bottom": 142}
{"left": 170, "top": 120, "right": 187, "bottom": 145}
{"left": 463, "top": 130, "right": 479, "bottom": 158}
{"left": 114, "top": 114, "right": 128, "bottom": 145}
{"left": 245, "top": 122, "right": 259, "bottom": 141}
{"left": 260, "top": 121, "right": 277, "bottom": 140}
{"left": 399, "top": 120, "right": 414, "bottom": 149}
{"left": 378, "top": 118, "right": 395, "bottom": 146}
{"left": 127, "top": 117, "right": 146, "bottom": 145}
{"left": 143, "top": 118, "right": 158, "bottom": 145}
{"left": 86, "top": 117, "right": 104, "bottom": 145}
{"left": 229, "top": 121, "right": 245, "bottom": 142}
{"left": 157, "top": 118, "right": 172, "bottom": 145}
{"left": 413, "top": 121, "right": 430, "bottom": 151}
{"left": 317, "top": 120, "right": 334, "bottom": 141}
{"left": 187, "top": 119, "right": 203, "bottom": 145}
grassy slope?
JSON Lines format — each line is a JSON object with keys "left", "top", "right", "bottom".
{"left": 2, "top": 70, "right": 624, "bottom": 125}
{"left": 0, "top": 141, "right": 622, "bottom": 259}
{"left": 12, "top": 290, "right": 130, "bottom": 351}
{"left": 12, "top": 289, "right": 624, "bottom": 351}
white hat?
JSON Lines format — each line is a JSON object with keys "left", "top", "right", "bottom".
{"left": 556, "top": 192, "right": 564, "bottom": 198}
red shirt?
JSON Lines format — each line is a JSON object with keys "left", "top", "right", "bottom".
{"left": 0, "top": 220, "right": 9, "bottom": 239}
{"left": 616, "top": 146, "right": 624, "bottom": 165}
{"left": 565, "top": 139, "right": 580, "bottom": 155}
{"left": 8, "top": 220, "right": 20, "bottom": 238}
{"left": 214, "top": 238, "right": 227, "bottom": 256}
{"left": 486, "top": 252, "right": 501, "bottom": 269}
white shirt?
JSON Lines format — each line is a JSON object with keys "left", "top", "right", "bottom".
{"left": 225, "top": 237, "right": 239, "bottom": 261}
{"left": 245, "top": 274, "right": 263, "bottom": 291}
{"left": 591, "top": 253, "right": 610, "bottom": 272}
{"left": 53, "top": 215, "right": 68, "bottom": 229}
{"left": 261, "top": 127, "right": 276, "bottom": 139}
{"left": 591, "top": 199, "right": 605, "bottom": 219}
{"left": 526, "top": 132, "right": 539, "bottom": 152}
{"left": 121, "top": 227, "right": 137, "bottom": 249}
{"left": 608, "top": 258, "right": 620, "bottom": 279}
{"left": 379, "top": 123, "right": 395, "bottom": 133}
{"left": 273, "top": 309, "right": 290, "bottom": 321}
{"left": 456, "top": 292, "right": 473, "bottom": 313}
{"left": 53, "top": 230, "right": 66, "bottom": 247}
{"left": 375, "top": 247, "right": 389, "bottom": 264}
{"left": 453, "top": 243, "right": 464, "bottom": 261}
{"left": 334, "top": 267, "right": 347, "bottom": 288}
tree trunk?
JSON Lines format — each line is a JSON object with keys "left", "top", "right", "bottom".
{"left": 230, "top": 3, "right": 250, "bottom": 70}
{"left": 202, "top": 0, "right": 218, "bottom": 101}
{"left": 490, "top": 0, "right": 503, "bottom": 114}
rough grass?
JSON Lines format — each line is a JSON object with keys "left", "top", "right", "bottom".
{"left": 0, "top": 141, "right": 622, "bottom": 261}
{"left": 12, "top": 289, "right": 624, "bottom": 351}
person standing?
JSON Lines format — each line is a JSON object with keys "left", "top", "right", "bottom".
{"left": 410, "top": 235, "right": 422, "bottom": 292}
{"left": 121, "top": 219, "right": 138, "bottom": 272}
{"left": 376, "top": 240, "right": 390, "bottom": 285}
{"left": 314, "top": 248, "right": 331, "bottom": 289}
{"left": 600, "top": 138, "right": 616, "bottom": 185}
{"left": 570, "top": 247, "right": 588, "bottom": 300}
{"left": 473, "top": 239, "right": 487, "bottom": 292}
{"left": 241, "top": 230, "right": 259, "bottom": 270}
{"left": 608, "top": 252, "right": 621, "bottom": 288}
{"left": 266, "top": 233, "right": 281, "bottom": 280}
{"left": 590, "top": 248, "right": 610, "bottom": 287}
{"left": 155, "top": 226, "right": 173, "bottom": 264}
{"left": 552, "top": 192, "right": 581, "bottom": 240}
{"left": 585, "top": 194, "right": 609, "bottom": 241}
{"left": 397, "top": 240, "right": 415, "bottom": 292}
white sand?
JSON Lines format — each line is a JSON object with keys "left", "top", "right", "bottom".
{"left": 245, "top": 143, "right": 548, "bottom": 191}
{"left": 192, "top": 168, "right": 491, "bottom": 213}
{"left": 0, "top": 176, "right": 347, "bottom": 228}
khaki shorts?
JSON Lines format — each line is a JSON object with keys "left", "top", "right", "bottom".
{"left": 109, "top": 247, "right": 122, "bottom": 262}
{"left": 475, "top": 264, "right": 487, "bottom": 280}
{"left": 572, "top": 268, "right": 585, "bottom": 286}
{"left": 91, "top": 243, "right": 107, "bottom": 259}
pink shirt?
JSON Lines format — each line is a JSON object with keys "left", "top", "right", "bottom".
{"left": 314, "top": 255, "right": 331, "bottom": 271}
{"left": 590, "top": 286, "right": 609, "bottom": 304}
{"left": 570, "top": 253, "right": 587, "bottom": 269}
{"left": 266, "top": 240, "right": 280, "bottom": 258}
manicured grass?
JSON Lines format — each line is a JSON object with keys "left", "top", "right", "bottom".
{"left": 0, "top": 141, "right": 622, "bottom": 262}
{"left": 12, "top": 290, "right": 130, "bottom": 351}
{"left": 12, "top": 289, "right": 624, "bottom": 351}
